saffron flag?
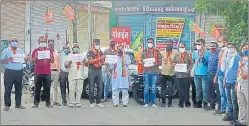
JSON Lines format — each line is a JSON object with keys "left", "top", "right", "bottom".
{"left": 130, "top": 31, "right": 144, "bottom": 74}
{"left": 209, "top": 23, "right": 222, "bottom": 40}
{"left": 63, "top": 4, "right": 75, "bottom": 21}
{"left": 189, "top": 20, "right": 206, "bottom": 37}
{"left": 44, "top": 6, "right": 54, "bottom": 24}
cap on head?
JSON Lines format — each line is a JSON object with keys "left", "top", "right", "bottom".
{"left": 93, "top": 39, "right": 100, "bottom": 45}
{"left": 109, "top": 39, "right": 115, "bottom": 44}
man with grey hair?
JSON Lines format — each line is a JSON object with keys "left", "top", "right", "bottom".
{"left": 59, "top": 44, "right": 71, "bottom": 106}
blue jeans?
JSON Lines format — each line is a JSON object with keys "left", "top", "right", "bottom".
{"left": 194, "top": 75, "right": 208, "bottom": 103}
{"left": 104, "top": 73, "right": 111, "bottom": 99}
{"left": 225, "top": 83, "right": 238, "bottom": 120}
{"left": 144, "top": 73, "right": 157, "bottom": 104}
{"left": 218, "top": 76, "right": 227, "bottom": 112}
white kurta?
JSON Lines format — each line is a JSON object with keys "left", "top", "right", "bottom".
{"left": 111, "top": 55, "right": 131, "bottom": 91}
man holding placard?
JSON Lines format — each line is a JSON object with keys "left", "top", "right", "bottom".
{"left": 31, "top": 36, "right": 54, "bottom": 108}
{"left": 192, "top": 38, "right": 211, "bottom": 109}
{"left": 87, "top": 39, "right": 105, "bottom": 108}
{"left": 1, "top": 37, "right": 29, "bottom": 111}
{"left": 140, "top": 38, "right": 162, "bottom": 108}
{"left": 102, "top": 40, "right": 117, "bottom": 103}
{"left": 66, "top": 43, "right": 87, "bottom": 108}
{"left": 173, "top": 43, "right": 192, "bottom": 108}
{"left": 160, "top": 39, "right": 179, "bottom": 107}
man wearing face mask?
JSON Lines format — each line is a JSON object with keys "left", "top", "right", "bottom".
{"left": 233, "top": 43, "right": 248, "bottom": 126}
{"left": 140, "top": 38, "right": 162, "bottom": 108}
{"left": 59, "top": 44, "right": 71, "bottom": 106}
{"left": 206, "top": 42, "right": 220, "bottom": 111}
{"left": 222, "top": 43, "right": 241, "bottom": 122}
{"left": 192, "top": 38, "right": 211, "bottom": 109}
{"left": 1, "top": 37, "right": 29, "bottom": 111}
{"left": 111, "top": 45, "right": 131, "bottom": 107}
{"left": 214, "top": 38, "right": 229, "bottom": 115}
{"left": 160, "top": 39, "right": 179, "bottom": 107}
{"left": 173, "top": 43, "right": 192, "bottom": 108}
{"left": 66, "top": 43, "right": 87, "bottom": 108}
{"left": 102, "top": 40, "right": 117, "bottom": 103}
{"left": 87, "top": 39, "right": 105, "bottom": 108}
{"left": 31, "top": 36, "right": 54, "bottom": 108}
{"left": 48, "top": 39, "right": 61, "bottom": 106}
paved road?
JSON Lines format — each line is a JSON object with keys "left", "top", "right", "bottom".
{"left": 0, "top": 73, "right": 229, "bottom": 125}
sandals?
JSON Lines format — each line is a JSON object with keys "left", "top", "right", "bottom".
{"left": 15, "top": 105, "right": 26, "bottom": 109}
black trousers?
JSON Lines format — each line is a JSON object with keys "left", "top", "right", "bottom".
{"left": 88, "top": 69, "right": 103, "bottom": 104}
{"left": 160, "top": 75, "right": 174, "bottom": 104}
{"left": 4, "top": 69, "right": 23, "bottom": 107}
{"left": 34, "top": 74, "right": 51, "bottom": 105}
{"left": 190, "top": 77, "right": 197, "bottom": 105}
{"left": 59, "top": 70, "right": 69, "bottom": 103}
{"left": 207, "top": 73, "right": 221, "bottom": 109}
{"left": 176, "top": 78, "right": 191, "bottom": 106}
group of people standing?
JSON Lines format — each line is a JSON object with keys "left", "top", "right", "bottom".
{"left": 138, "top": 37, "right": 248, "bottom": 126}
{"left": 1, "top": 36, "right": 132, "bottom": 110}
{"left": 1, "top": 35, "right": 248, "bottom": 126}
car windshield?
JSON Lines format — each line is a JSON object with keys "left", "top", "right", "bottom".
{"left": 126, "top": 52, "right": 136, "bottom": 65}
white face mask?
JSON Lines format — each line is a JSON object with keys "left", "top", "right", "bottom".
{"left": 179, "top": 48, "right": 185, "bottom": 53}
{"left": 227, "top": 48, "right": 235, "bottom": 54}
{"left": 148, "top": 43, "right": 153, "bottom": 48}
{"left": 197, "top": 45, "right": 202, "bottom": 50}
{"left": 95, "top": 45, "right": 100, "bottom": 50}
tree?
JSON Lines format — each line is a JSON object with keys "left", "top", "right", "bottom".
{"left": 195, "top": 1, "right": 248, "bottom": 45}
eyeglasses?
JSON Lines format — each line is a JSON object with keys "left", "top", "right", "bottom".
{"left": 197, "top": 44, "right": 202, "bottom": 46}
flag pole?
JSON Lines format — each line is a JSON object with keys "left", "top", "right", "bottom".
{"left": 190, "top": 30, "right": 192, "bottom": 52}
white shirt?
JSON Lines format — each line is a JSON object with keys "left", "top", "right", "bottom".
{"left": 68, "top": 53, "right": 87, "bottom": 80}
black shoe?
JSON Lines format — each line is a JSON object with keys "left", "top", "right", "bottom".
{"left": 194, "top": 103, "right": 202, "bottom": 108}
{"left": 232, "top": 121, "right": 247, "bottom": 126}
{"left": 46, "top": 102, "right": 53, "bottom": 108}
{"left": 114, "top": 105, "right": 118, "bottom": 107}
{"left": 178, "top": 104, "right": 184, "bottom": 108}
{"left": 222, "top": 113, "right": 233, "bottom": 121}
{"left": 32, "top": 102, "right": 39, "bottom": 108}
{"left": 62, "top": 102, "right": 67, "bottom": 106}
{"left": 205, "top": 106, "right": 215, "bottom": 111}
{"left": 214, "top": 110, "right": 226, "bottom": 115}
{"left": 123, "top": 105, "right": 127, "bottom": 107}
{"left": 168, "top": 103, "right": 173, "bottom": 107}
{"left": 185, "top": 102, "right": 191, "bottom": 108}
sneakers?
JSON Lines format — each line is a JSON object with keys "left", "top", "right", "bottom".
{"left": 96, "top": 103, "right": 105, "bottom": 108}
{"left": 90, "top": 103, "right": 96, "bottom": 108}
{"left": 114, "top": 105, "right": 118, "bottom": 107}
{"left": 161, "top": 103, "right": 166, "bottom": 107}
{"left": 123, "top": 105, "right": 128, "bottom": 107}
{"left": 151, "top": 104, "right": 158, "bottom": 108}
{"left": 76, "top": 103, "right": 81, "bottom": 108}
{"left": 144, "top": 104, "right": 149, "bottom": 108}
{"left": 15, "top": 105, "right": 26, "bottom": 109}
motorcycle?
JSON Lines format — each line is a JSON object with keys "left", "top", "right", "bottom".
{"left": 131, "top": 73, "right": 178, "bottom": 105}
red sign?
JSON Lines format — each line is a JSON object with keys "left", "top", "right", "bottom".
{"left": 111, "top": 27, "right": 131, "bottom": 48}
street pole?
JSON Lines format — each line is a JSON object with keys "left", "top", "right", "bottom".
{"left": 73, "top": 4, "right": 77, "bottom": 43}
{"left": 88, "top": 1, "right": 92, "bottom": 49}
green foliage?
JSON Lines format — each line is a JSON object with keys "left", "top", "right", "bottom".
{"left": 195, "top": 0, "right": 248, "bottom": 45}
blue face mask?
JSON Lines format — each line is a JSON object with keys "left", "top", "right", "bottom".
{"left": 63, "top": 49, "right": 70, "bottom": 54}
{"left": 242, "top": 50, "right": 248, "bottom": 56}
{"left": 39, "top": 43, "right": 47, "bottom": 48}
{"left": 73, "top": 48, "right": 80, "bottom": 53}
{"left": 10, "top": 41, "right": 18, "bottom": 48}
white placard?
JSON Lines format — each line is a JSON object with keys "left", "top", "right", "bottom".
{"left": 143, "top": 58, "right": 155, "bottom": 67}
{"left": 105, "top": 55, "right": 118, "bottom": 64}
{"left": 174, "top": 64, "right": 187, "bottom": 72}
{"left": 71, "top": 53, "right": 85, "bottom": 62}
{"left": 38, "top": 50, "right": 50, "bottom": 59}
{"left": 13, "top": 54, "right": 25, "bottom": 63}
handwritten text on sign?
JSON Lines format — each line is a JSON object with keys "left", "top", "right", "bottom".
{"left": 71, "top": 53, "right": 85, "bottom": 62}
{"left": 174, "top": 64, "right": 187, "bottom": 73}
{"left": 13, "top": 54, "right": 25, "bottom": 63}
{"left": 105, "top": 55, "right": 118, "bottom": 64}
{"left": 38, "top": 50, "right": 50, "bottom": 59}
{"left": 143, "top": 58, "right": 155, "bottom": 67}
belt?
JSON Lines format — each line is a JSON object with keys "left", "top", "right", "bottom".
{"left": 51, "top": 69, "right": 59, "bottom": 71}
